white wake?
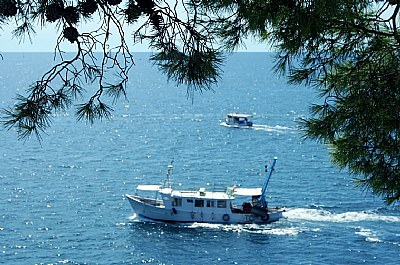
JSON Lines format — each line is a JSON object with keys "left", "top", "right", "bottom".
{"left": 283, "top": 208, "right": 400, "bottom": 223}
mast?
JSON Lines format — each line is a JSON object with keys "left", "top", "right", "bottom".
{"left": 259, "top": 157, "right": 277, "bottom": 207}
{"left": 164, "top": 159, "right": 174, "bottom": 188}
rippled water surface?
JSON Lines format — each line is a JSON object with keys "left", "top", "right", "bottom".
{"left": 1, "top": 53, "right": 399, "bottom": 264}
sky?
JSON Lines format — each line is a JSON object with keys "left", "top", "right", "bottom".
{"left": 0, "top": 19, "right": 270, "bottom": 53}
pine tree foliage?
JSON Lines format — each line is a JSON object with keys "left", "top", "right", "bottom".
{"left": 1, "top": 0, "right": 400, "bottom": 204}
{"left": 254, "top": 0, "right": 400, "bottom": 205}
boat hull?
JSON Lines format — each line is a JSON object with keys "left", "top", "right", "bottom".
{"left": 223, "top": 122, "right": 253, "bottom": 128}
{"left": 126, "top": 194, "right": 284, "bottom": 224}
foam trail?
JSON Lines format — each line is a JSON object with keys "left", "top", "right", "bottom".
{"left": 284, "top": 208, "right": 400, "bottom": 223}
{"left": 355, "top": 227, "right": 383, "bottom": 243}
{"left": 220, "top": 122, "right": 296, "bottom": 133}
{"left": 184, "top": 222, "right": 302, "bottom": 235}
{"left": 127, "top": 216, "right": 302, "bottom": 235}
{"left": 252, "top": 124, "right": 297, "bottom": 133}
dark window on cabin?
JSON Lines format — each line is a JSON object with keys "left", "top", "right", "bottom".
{"left": 172, "top": 198, "right": 182, "bottom": 207}
{"left": 217, "top": 200, "right": 227, "bottom": 208}
{"left": 187, "top": 199, "right": 193, "bottom": 203}
{"left": 195, "top": 200, "right": 204, "bottom": 207}
{"left": 207, "top": 200, "right": 215, "bottom": 208}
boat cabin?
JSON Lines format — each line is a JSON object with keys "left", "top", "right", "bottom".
{"left": 157, "top": 186, "right": 263, "bottom": 214}
{"left": 225, "top": 113, "right": 253, "bottom": 127}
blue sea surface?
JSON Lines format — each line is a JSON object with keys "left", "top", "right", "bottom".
{"left": 1, "top": 52, "right": 399, "bottom": 264}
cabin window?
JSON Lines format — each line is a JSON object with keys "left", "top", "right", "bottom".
{"left": 172, "top": 198, "right": 182, "bottom": 207}
{"left": 206, "top": 200, "right": 215, "bottom": 208}
{"left": 187, "top": 199, "right": 193, "bottom": 203}
{"left": 217, "top": 200, "right": 227, "bottom": 208}
{"left": 195, "top": 199, "right": 204, "bottom": 207}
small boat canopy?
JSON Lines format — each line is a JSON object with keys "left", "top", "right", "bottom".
{"left": 234, "top": 188, "right": 262, "bottom": 196}
{"left": 227, "top": 113, "right": 253, "bottom": 118}
{"left": 136, "top": 185, "right": 161, "bottom": 191}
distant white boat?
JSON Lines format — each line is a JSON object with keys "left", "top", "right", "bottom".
{"left": 224, "top": 113, "right": 253, "bottom": 127}
{"left": 125, "top": 158, "right": 285, "bottom": 224}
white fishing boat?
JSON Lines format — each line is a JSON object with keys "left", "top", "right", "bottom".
{"left": 125, "top": 158, "right": 285, "bottom": 224}
{"left": 224, "top": 113, "right": 253, "bottom": 127}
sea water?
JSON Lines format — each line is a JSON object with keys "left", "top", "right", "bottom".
{"left": 0, "top": 52, "right": 399, "bottom": 264}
